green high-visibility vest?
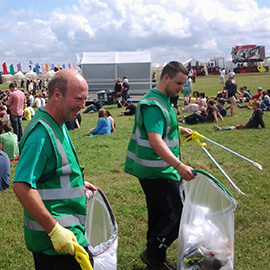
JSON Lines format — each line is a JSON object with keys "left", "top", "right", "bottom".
{"left": 125, "top": 90, "right": 181, "bottom": 180}
{"left": 20, "top": 109, "right": 88, "bottom": 253}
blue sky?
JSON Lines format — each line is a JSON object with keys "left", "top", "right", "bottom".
{"left": 256, "top": 0, "right": 270, "bottom": 8}
{"left": 1, "top": 0, "right": 270, "bottom": 71}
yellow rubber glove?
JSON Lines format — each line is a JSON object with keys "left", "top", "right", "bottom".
{"left": 48, "top": 222, "right": 78, "bottom": 255}
{"left": 73, "top": 242, "right": 93, "bottom": 270}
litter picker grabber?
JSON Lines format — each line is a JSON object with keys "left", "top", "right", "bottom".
{"left": 182, "top": 131, "right": 262, "bottom": 170}
{"left": 73, "top": 242, "right": 94, "bottom": 270}
{"left": 200, "top": 144, "right": 245, "bottom": 196}
{"left": 203, "top": 136, "right": 262, "bottom": 170}
{"left": 180, "top": 130, "right": 254, "bottom": 195}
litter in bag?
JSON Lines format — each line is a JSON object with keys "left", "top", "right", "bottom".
{"left": 85, "top": 186, "right": 118, "bottom": 270}
{"left": 178, "top": 170, "right": 237, "bottom": 270}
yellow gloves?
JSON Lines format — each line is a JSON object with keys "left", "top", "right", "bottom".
{"left": 73, "top": 242, "right": 93, "bottom": 270}
{"left": 48, "top": 222, "right": 78, "bottom": 255}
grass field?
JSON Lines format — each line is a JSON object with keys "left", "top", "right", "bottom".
{"left": 0, "top": 73, "right": 270, "bottom": 269}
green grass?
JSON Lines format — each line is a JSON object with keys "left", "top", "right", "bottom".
{"left": 1, "top": 73, "right": 270, "bottom": 269}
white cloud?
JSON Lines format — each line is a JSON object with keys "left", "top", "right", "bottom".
{"left": 193, "top": 39, "right": 218, "bottom": 51}
{"left": 0, "top": 0, "right": 270, "bottom": 70}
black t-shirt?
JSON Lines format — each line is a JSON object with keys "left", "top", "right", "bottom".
{"left": 94, "top": 101, "right": 102, "bottom": 111}
{"left": 126, "top": 104, "right": 136, "bottom": 115}
{"left": 225, "top": 80, "right": 237, "bottom": 97}
{"left": 114, "top": 83, "right": 122, "bottom": 93}
{"left": 245, "top": 109, "right": 265, "bottom": 129}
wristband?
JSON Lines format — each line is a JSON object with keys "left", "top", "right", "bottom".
{"left": 174, "top": 161, "right": 182, "bottom": 170}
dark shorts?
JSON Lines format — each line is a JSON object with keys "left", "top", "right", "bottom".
{"left": 33, "top": 246, "right": 93, "bottom": 270}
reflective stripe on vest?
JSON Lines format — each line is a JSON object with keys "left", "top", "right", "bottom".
{"left": 24, "top": 116, "right": 85, "bottom": 200}
{"left": 24, "top": 214, "right": 86, "bottom": 231}
{"left": 128, "top": 96, "right": 179, "bottom": 167}
{"left": 126, "top": 150, "right": 169, "bottom": 167}
{"left": 131, "top": 97, "right": 179, "bottom": 148}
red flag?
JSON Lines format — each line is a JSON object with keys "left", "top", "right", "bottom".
{"left": 2, "top": 62, "right": 8, "bottom": 74}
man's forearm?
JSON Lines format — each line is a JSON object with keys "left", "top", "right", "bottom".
{"left": 148, "top": 131, "right": 195, "bottom": 181}
{"left": 13, "top": 182, "right": 56, "bottom": 233}
{"left": 148, "top": 132, "right": 181, "bottom": 169}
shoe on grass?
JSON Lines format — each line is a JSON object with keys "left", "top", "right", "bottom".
{"left": 140, "top": 250, "right": 176, "bottom": 270}
{"left": 214, "top": 124, "right": 221, "bottom": 131}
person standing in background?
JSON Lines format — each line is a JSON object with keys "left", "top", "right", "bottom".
{"left": 113, "top": 78, "right": 122, "bottom": 108}
{"left": 6, "top": 83, "right": 26, "bottom": 141}
{"left": 225, "top": 72, "right": 238, "bottom": 116}
{"left": 219, "top": 68, "right": 226, "bottom": 87}
{"left": 192, "top": 68, "right": 197, "bottom": 83}
{"left": 122, "top": 76, "right": 130, "bottom": 103}
{"left": 182, "top": 77, "right": 193, "bottom": 106}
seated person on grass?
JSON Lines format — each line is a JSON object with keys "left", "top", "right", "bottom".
{"left": 237, "top": 86, "right": 252, "bottom": 103}
{"left": 252, "top": 87, "right": 263, "bottom": 100}
{"left": 260, "top": 90, "right": 270, "bottom": 111}
{"left": 216, "top": 99, "right": 227, "bottom": 117}
{"left": 181, "top": 92, "right": 207, "bottom": 113}
{"left": 0, "top": 150, "right": 10, "bottom": 191}
{"left": 0, "top": 121, "right": 19, "bottom": 161}
{"left": 83, "top": 98, "right": 102, "bottom": 113}
{"left": 23, "top": 104, "right": 31, "bottom": 121}
{"left": 86, "top": 109, "right": 111, "bottom": 136}
{"left": 183, "top": 100, "right": 223, "bottom": 125}
{"left": 106, "top": 110, "right": 115, "bottom": 133}
{"left": 65, "top": 113, "right": 81, "bottom": 130}
{"left": 215, "top": 101, "right": 265, "bottom": 130}
{"left": 208, "top": 88, "right": 226, "bottom": 101}
{"left": 120, "top": 99, "right": 136, "bottom": 116}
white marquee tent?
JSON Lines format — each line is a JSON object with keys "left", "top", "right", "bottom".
{"left": 13, "top": 71, "right": 26, "bottom": 81}
{"left": 1, "top": 74, "right": 13, "bottom": 84}
{"left": 183, "top": 58, "right": 204, "bottom": 67}
{"left": 25, "top": 70, "right": 37, "bottom": 80}
{"left": 77, "top": 51, "right": 152, "bottom": 96}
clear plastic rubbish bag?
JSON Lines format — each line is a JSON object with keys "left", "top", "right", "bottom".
{"left": 85, "top": 186, "right": 118, "bottom": 270}
{"left": 178, "top": 170, "right": 237, "bottom": 270}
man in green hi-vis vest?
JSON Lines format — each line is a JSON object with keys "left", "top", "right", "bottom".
{"left": 125, "top": 61, "right": 196, "bottom": 270}
{"left": 13, "top": 69, "right": 96, "bottom": 270}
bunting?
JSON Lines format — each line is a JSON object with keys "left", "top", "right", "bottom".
{"left": 62, "top": 64, "right": 66, "bottom": 69}
{"left": 45, "top": 63, "right": 49, "bottom": 73}
{"left": 57, "top": 64, "right": 60, "bottom": 70}
{"left": 35, "top": 63, "right": 40, "bottom": 74}
{"left": 17, "top": 63, "right": 22, "bottom": 72}
{"left": 2, "top": 62, "right": 8, "bottom": 74}
{"left": 29, "top": 60, "right": 33, "bottom": 70}
{"left": 68, "top": 63, "right": 71, "bottom": 69}
{"left": 9, "top": 64, "right": 15, "bottom": 75}
{"left": 73, "top": 63, "right": 76, "bottom": 70}
{"left": 40, "top": 63, "right": 45, "bottom": 74}
{"left": 51, "top": 64, "right": 55, "bottom": 71}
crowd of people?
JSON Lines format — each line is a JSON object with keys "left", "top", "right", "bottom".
{"left": 0, "top": 63, "right": 268, "bottom": 270}
{"left": 0, "top": 80, "right": 49, "bottom": 191}
{"left": 0, "top": 73, "right": 137, "bottom": 167}
{"left": 174, "top": 69, "right": 268, "bottom": 129}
